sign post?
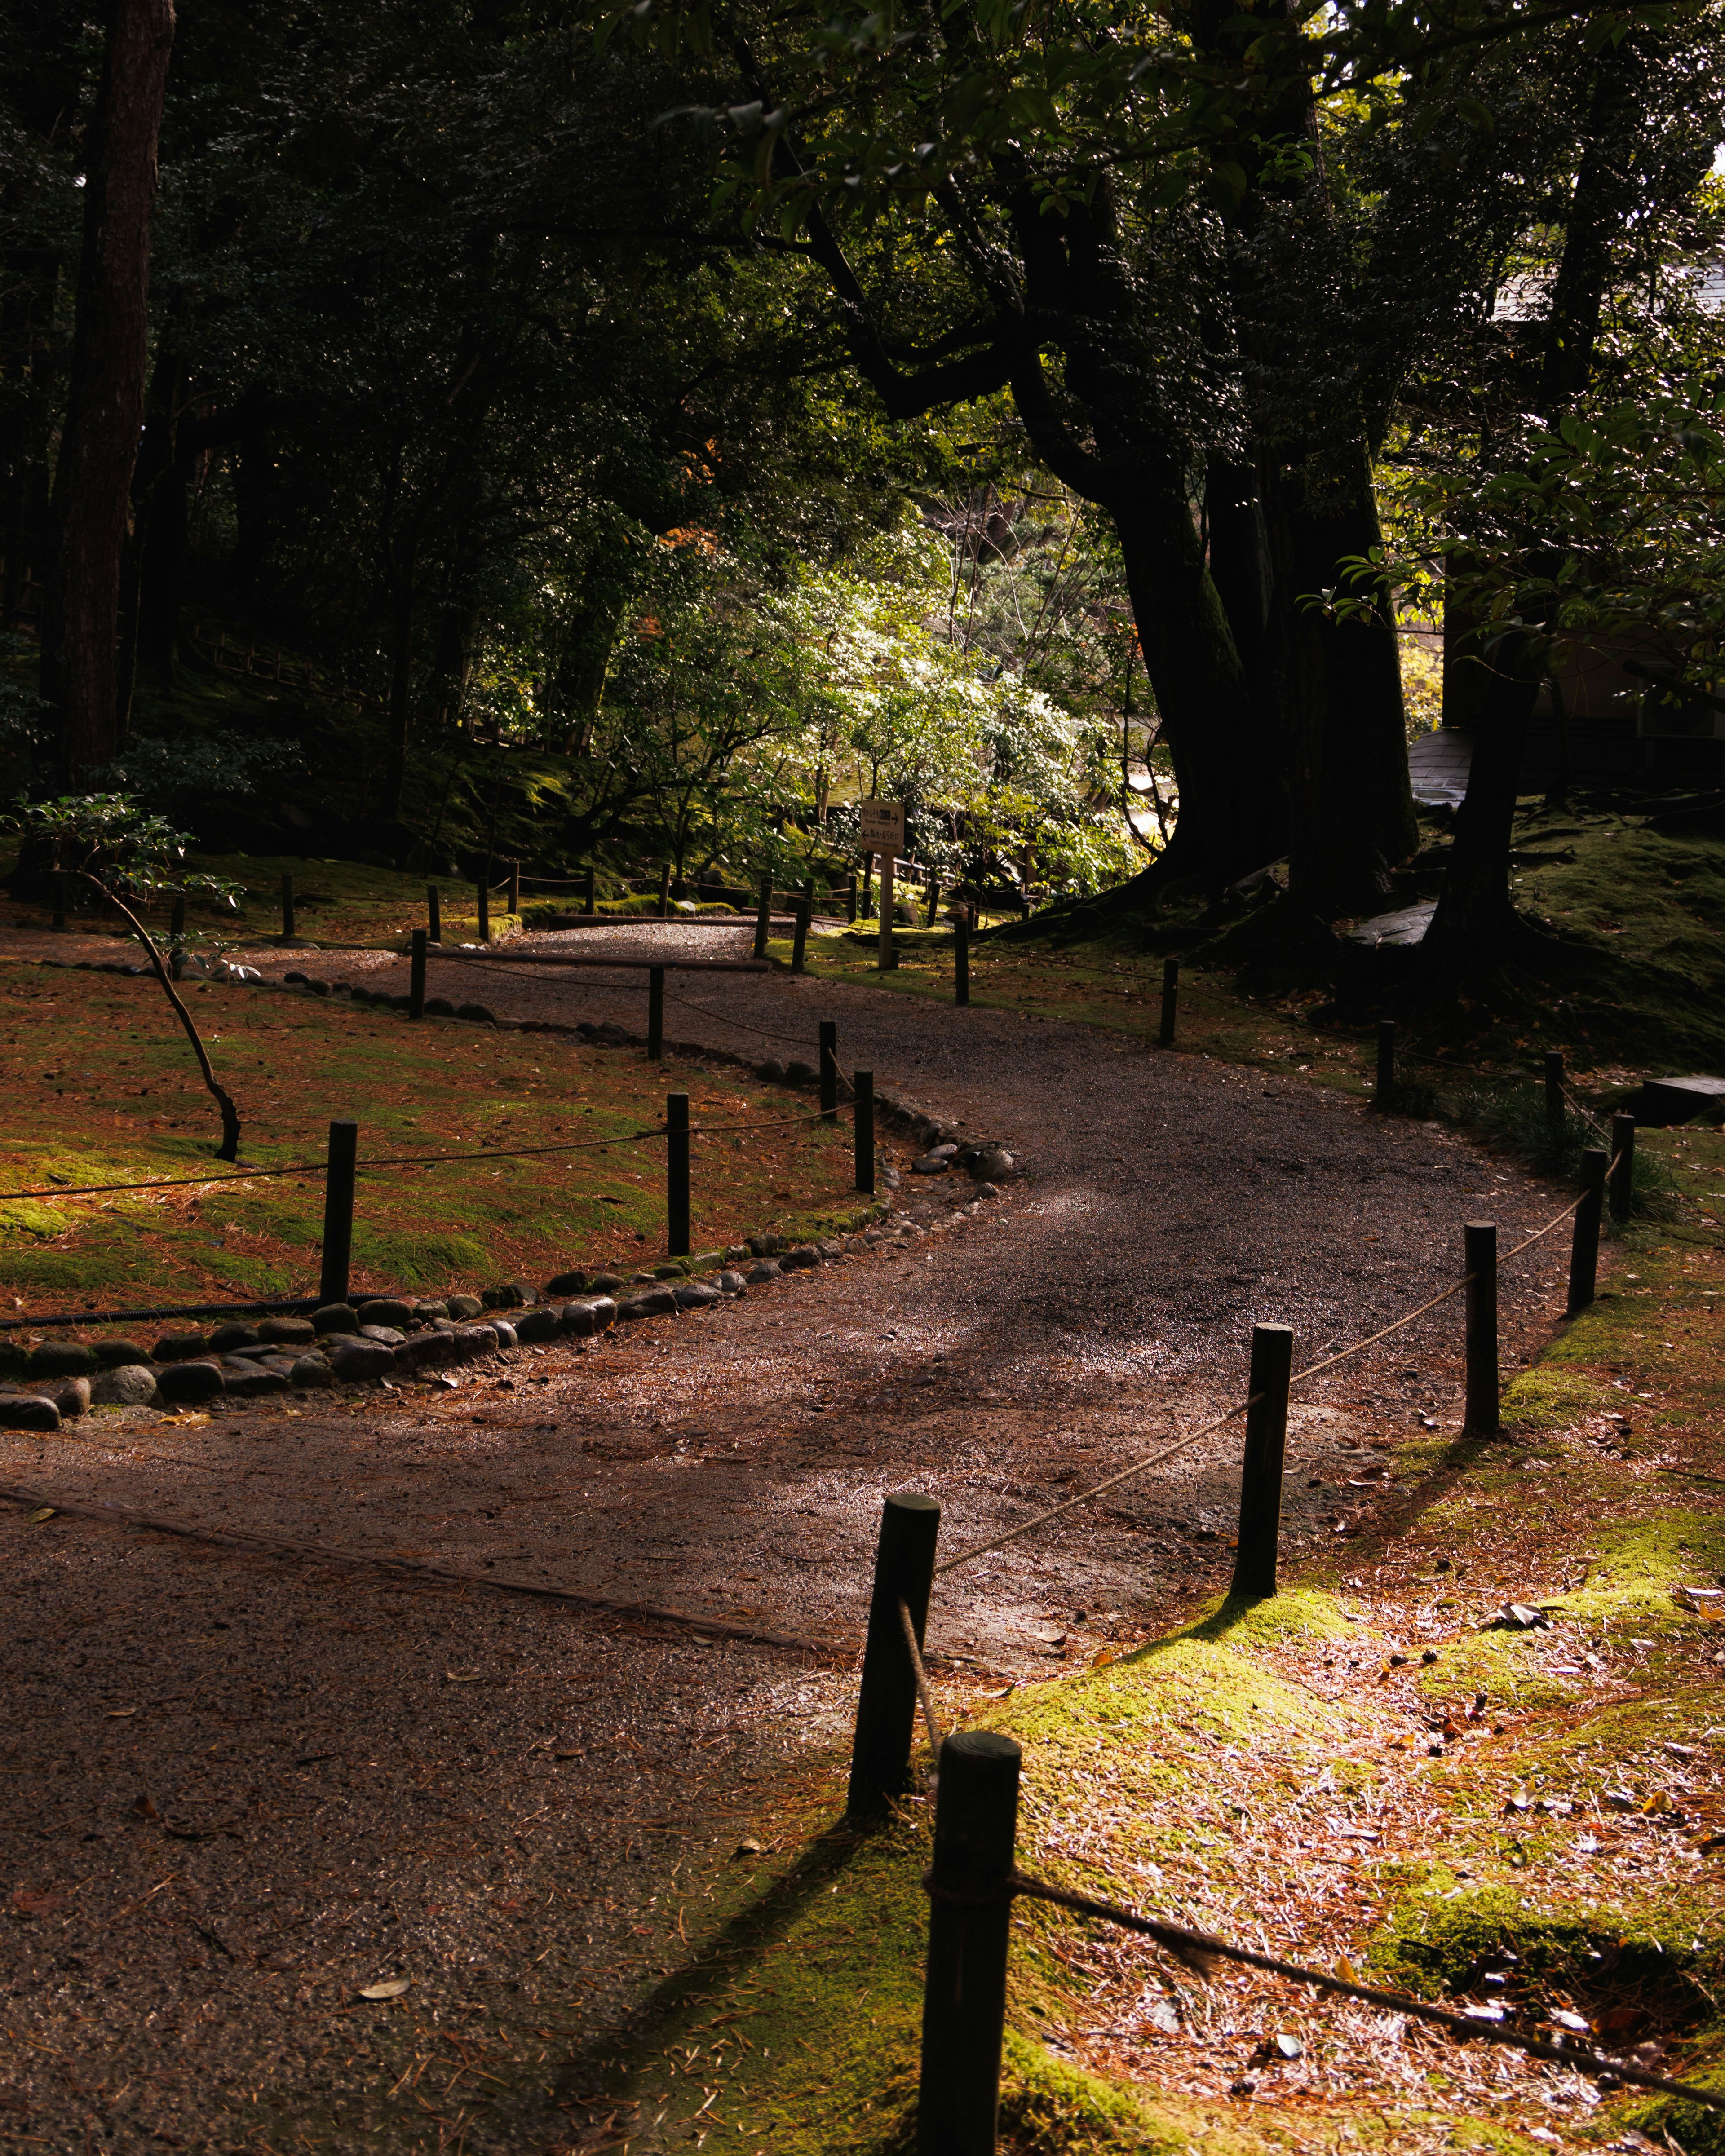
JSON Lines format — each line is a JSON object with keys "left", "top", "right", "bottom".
{"left": 861, "top": 800, "right": 904, "bottom": 973}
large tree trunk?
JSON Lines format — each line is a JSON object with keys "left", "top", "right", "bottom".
{"left": 1112, "top": 479, "right": 1284, "bottom": 887}
{"left": 1295, "top": 459, "right": 1418, "bottom": 910}
{"left": 1418, "top": 634, "right": 1543, "bottom": 963}
{"left": 38, "top": 0, "right": 176, "bottom": 786}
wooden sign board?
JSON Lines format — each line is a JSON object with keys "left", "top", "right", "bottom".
{"left": 860, "top": 799, "right": 904, "bottom": 857}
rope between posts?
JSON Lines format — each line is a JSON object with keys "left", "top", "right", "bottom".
{"left": 898, "top": 1596, "right": 946, "bottom": 1754}
{"left": 0, "top": 1107, "right": 853, "bottom": 1205}
{"left": 965, "top": 1869, "right": 1725, "bottom": 2112}
{"left": 934, "top": 1399, "right": 1263, "bottom": 1577}
{"left": 933, "top": 1152, "right": 1621, "bottom": 1579}
{"left": 664, "top": 985, "right": 852, "bottom": 1074}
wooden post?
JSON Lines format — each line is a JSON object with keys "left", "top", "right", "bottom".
{"left": 666, "top": 1091, "right": 690, "bottom": 1258}
{"left": 1544, "top": 1051, "right": 1565, "bottom": 1138}
{"left": 819, "top": 1020, "right": 838, "bottom": 1122}
{"left": 281, "top": 873, "right": 296, "bottom": 941}
{"left": 846, "top": 875, "right": 858, "bottom": 925}
{"left": 318, "top": 1120, "right": 359, "bottom": 1307}
{"left": 583, "top": 866, "right": 597, "bottom": 918}
{"left": 854, "top": 1070, "right": 875, "bottom": 1194}
{"left": 754, "top": 875, "right": 772, "bottom": 960}
{"left": 1375, "top": 1018, "right": 1395, "bottom": 1109}
{"left": 847, "top": 1492, "right": 942, "bottom": 1820}
{"left": 1566, "top": 1149, "right": 1608, "bottom": 1316}
{"left": 409, "top": 930, "right": 427, "bottom": 1020}
{"left": 477, "top": 879, "right": 490, "bottom": 944}
{"left": 1230, "top": 1322, "right": 1294, "bottom": 1600}
{"left": 169, "top": 893, "right": 186, "bottom": 945}
{"left": 1464, "top": 1221, "right": 1498, "bottom": 1436}
{"left": 426, "top": 884, "right": 442, "bottom": 943}
{"left": 507, "top": 863, "right": 520, "bottom": 915}
{"left": 648, "top": 966, "right": 665, "bottom": 1062}
{"left": 955, "top": 916, "right": 970, "bottom": 1007}
{"left": 916, "top": 1730, "right": 1022, "bottom": 2156}
{"left": 927, "top": 876, "right": 942, "bottom": 929}
{"left": 1158, "top": 958, "right": 1178, "bottom": 1047}
{"left": 1609, "top": 1113, "right": 1635, "bottom": 1220}
{"left": 658, "top": 862, "right": 672, "bottom": 919}
{"left": 792, "top": 897, "right": 810, "bottom": 975}
{"left": 878, "top": 856, "right": 896, "bottom": 971}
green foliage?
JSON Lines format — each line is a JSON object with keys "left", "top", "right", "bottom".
{"left": 8, "top": 795, "right": 239, "bottom": 916}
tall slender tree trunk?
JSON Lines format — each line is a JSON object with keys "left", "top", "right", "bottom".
{"left": 38, "top": 0, "right": 176, "bottom": 786}
{"left": 1420, "top": 38, "right": 1641, "bottom": 982}
{"left": 0, "top": 250, "right": 61, "bottom": 630}
{"left": 382, "top": 569, "right": 417, "bottom": 820}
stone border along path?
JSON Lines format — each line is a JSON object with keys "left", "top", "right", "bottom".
{"left": 0, "top": 915, "right": 1582, "bottom": 2153}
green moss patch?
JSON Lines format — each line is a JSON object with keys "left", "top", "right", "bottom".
{"left": 0, "top": 966, "right": 864, "bottom": 1317}
{"left": 1498, "top": 1366, "right": 1612, "bottom": 1429}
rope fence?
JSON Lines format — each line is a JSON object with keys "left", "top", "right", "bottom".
{"left": 994, "top": 1867, "right": 1722, "bottom": 2111}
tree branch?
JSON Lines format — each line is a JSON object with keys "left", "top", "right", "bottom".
{"left": 83, "top": 874, "right": 242, "bottom": 1161}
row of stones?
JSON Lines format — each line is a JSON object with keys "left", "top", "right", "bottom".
{"left": 0, "top": 1211, "right": 975, "bottom": 1433}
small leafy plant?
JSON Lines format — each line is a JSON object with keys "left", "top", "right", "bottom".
{"left": 9, "top": 795, "right": 247, "bottom": 1160}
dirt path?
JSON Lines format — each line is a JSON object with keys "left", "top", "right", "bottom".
{"left": 0, "top": 921, "right": 1580, "bottom": 2152}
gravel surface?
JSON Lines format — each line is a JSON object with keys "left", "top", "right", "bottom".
{"left": 0, "top": 919, "right": 1578, "bottom": 2151}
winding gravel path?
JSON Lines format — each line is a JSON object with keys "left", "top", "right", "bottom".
{"left": 0, "top": 919, "right": 1577, "bottom": 2152}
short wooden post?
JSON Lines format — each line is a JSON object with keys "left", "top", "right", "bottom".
{"left": 426, "top": 885, "right": 442, "bottom": 943}
{"left": 658, "top": 862, "right": 672, "bottom": 919}
{"left": 409, "top": 929, "right": 427, "bottom": 1020}
{"left": 878, "top": 857, "right": 896, "bottom": 971}
{"left": 846, "top": 875, "right": 858, "bottom": 925}
{"left": 1375, "top": 1018, "right": 1395, "bottom": 1109}
{"left": 169, "top": 893, "right": 186, "bottom": 945}
{"left": 506, "top": 863, "right": 521, "bottom": 915}
{"left": 281, "top": 873, "right": 296, "bottom": 941}
{"left": 854, "top": 1070, "right": 875, "bottom": 1194}
{"left": 1609, "top": 1113, "right": 1635, "bottom": 1219}
{"left": 927, "top": 875, "right": 942, "bottom": 929}
{"left": 955, "top": 916, "right": 970, "bottom": 1007}
{"left": 583, "top": 866, "right": 597, "bottom": 918}
{"left": 1566, "top": 1148, "right": 1608, "bottom": 1316}
{"left": 1158, "top": 957, "right": 1178, "bottom": 1047}
{"left": 666, "top": 1091, "right": 690, "bottom": 1257}
{"left": 753, "top": 875, "right": 772, "bottom": 960}
{"left": 1544, "top": 1051, "right": 1565, "bottom": 1137}
{"left": 1464, "top": 1221, "right": 1498, "bottom": 1436}
{"left": 1230, "top": 1322, "right": 1294, "bottom": 1599}
{"left": 792, "top": 898, "right": 810, "bottom": 975}
{"left": 847, "top": 1492, "right": 942, "bottom": 1819}
{"left": 477, "top": 879, "right": 490, "bottom": 944}
{"left": 318, "top": 1120, "right": 359, "bottom": 1307}
{"left": 916, "top": 1730, "right": 1022, "bottom": 2156}
{"left": 647, "top": 966, "right": 665, "bottom": 1062}
{"left": 819, "top": 1020, "right": 838, "bottom": 1122}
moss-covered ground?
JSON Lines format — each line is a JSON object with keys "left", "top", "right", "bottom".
{"left": 0, "top": 965, "right": 867, "bottom": 1325}
{"left": 564, "top": 1121, "right": 1725, "bottom": 2154}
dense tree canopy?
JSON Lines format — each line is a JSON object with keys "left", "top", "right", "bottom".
{"left": 3, "top": 0, "right": 1722, "bottom": 949}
